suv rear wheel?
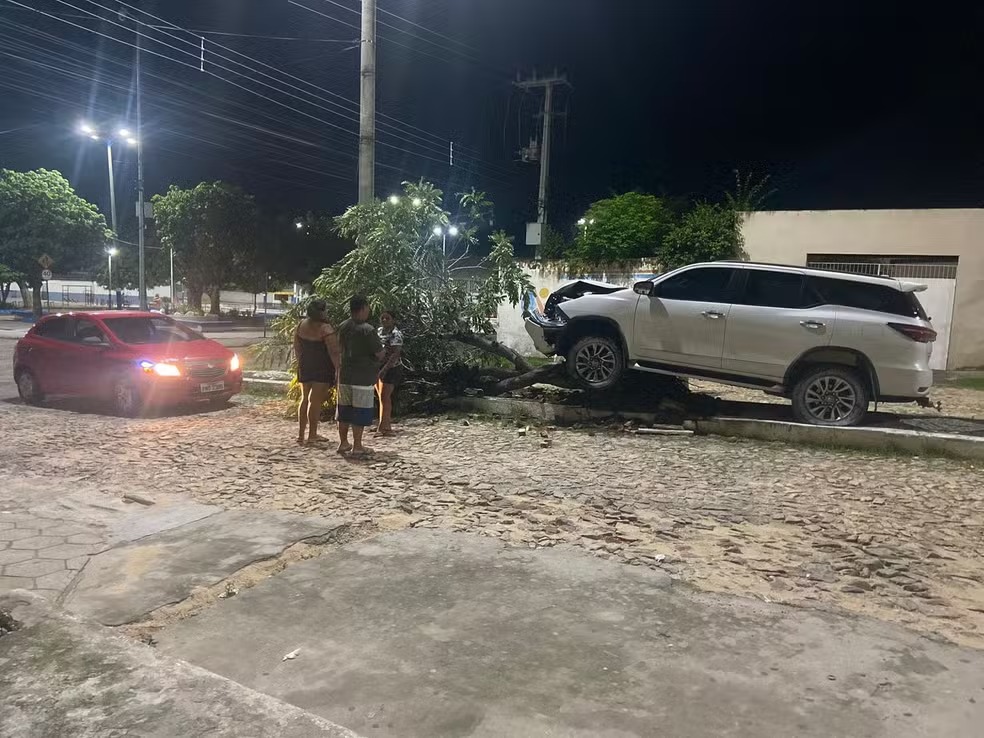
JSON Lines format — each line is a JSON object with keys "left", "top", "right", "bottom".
{"left": 791, "top": 365, "right": 869, "bottom": 427}
{"left": 566, "top": 336, "right": 625, "bottom": 391}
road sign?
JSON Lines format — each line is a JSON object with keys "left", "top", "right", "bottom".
{"left": 38, "top": 254, "right": 54, "bottom": 269}
{"left": 41, "top": 269, "right": 53, "bottom": 281}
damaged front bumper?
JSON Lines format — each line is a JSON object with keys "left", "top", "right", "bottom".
{"left": 523, "top": 309, "right": 565, "bottom": 356}
{"left": 522, "top": 279, "right": 626, "bottom": 356}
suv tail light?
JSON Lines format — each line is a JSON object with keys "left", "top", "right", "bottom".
{"left": 888, "top": 322, "right": 937, "bottom": 343}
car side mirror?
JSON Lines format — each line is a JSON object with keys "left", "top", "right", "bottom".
{"left": 633, "top": 281, "right": 655, "bottom": 296}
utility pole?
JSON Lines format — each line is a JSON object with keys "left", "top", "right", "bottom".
{"left": 136, "top": 27, "right": 147, "bottom": 311}
{"left": 358, "top": 0, "right": 376, "bottom": 204}
{"left": 514, "top": 71, "right": 569, "bottom": 231}
{"left": 105, "top": 141, "right": 119, "bottom": 249}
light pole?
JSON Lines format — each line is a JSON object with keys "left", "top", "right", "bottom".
{"left": 577, "top": 217, "right": 595, "bottom": 239}
{"left": 105, "top": 247, "right": 119, "bottom": 309}
{"left": 79, "top": 122, "right": 136, "bottom": 291}
{"left": 432, "top": 225, "right": 460, "bottom": 258}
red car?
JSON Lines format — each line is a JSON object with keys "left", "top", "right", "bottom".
{"left": 13, "top": 311, "right": 243, "bottom": 416}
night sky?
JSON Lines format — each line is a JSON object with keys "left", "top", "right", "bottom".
{"left": 1, "top": 0, "right": 982, "bottom": 256}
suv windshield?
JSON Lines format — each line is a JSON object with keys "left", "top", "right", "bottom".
{"left": 103, "top": 317, "right": 203, "bottom": 344}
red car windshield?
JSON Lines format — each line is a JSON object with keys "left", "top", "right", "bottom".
{"left": 103, "top": 317, "right": 203, "bottom": 344}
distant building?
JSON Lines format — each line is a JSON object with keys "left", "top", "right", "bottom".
{"left": 742, "top": 209, "right": 984, "bottom": 371}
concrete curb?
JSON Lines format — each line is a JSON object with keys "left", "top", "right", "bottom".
{"left": 243, "top": 377, "right": 290, "bottom": 392}
{"left": 685, "top": 417, "right": 984, "bottom": 461}
{"left": 447, "top": 395, "right": 671, "bottom": 425}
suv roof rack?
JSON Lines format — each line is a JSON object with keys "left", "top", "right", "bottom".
{"left": 711, "top": 260, "right": 897, "bottom": 280}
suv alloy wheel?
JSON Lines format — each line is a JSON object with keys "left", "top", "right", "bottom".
{"left": 791, "top": 365, "right": 869, "bottom": 427}
{"left": 567, "top": 335, "right": 625, "bottom": 391}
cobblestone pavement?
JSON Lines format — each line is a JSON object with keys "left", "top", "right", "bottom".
{"left": 1, "top": 396, "right": 982, "bottom": 649}
{"left": 691, "top": 379, "right": 984, "bottom": 420}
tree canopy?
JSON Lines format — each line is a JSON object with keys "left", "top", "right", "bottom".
{"left": 570, "top": 192, "right": 675, "bottom": 262}
{"left": 0, "top": 168, "right": 109, "bottom": 315}
{"left": 279, "top": 181, "right": 532, "bottom": 373}
{"left": 152, "top": 181, "right": 258, "bottom": 313}
{"left": 661, "top": 202, "right": 744, "bottom": 270}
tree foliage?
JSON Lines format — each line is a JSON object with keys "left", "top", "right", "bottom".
{"left": 0, "top": 263, "right": 23, "bottom": 307}
{"left": 571, "top": 192, "right": 675, "bottom": 262}
{"left": 277, "top": 181, "right": 532, "bottom": 373}
{"left": 537, "top": 224, "right": 571, "bottom": 260}
{"left": 660, "top": 202, "right": 744, "bottom": 270}
{"left": 0, "top": 168, "right": 109, "bottom": 315}
{"left": 152, "top": 182, "right": 259, "bottom": 313}
{"left": 725, "top": 170, "right": 775, "bottom": 214}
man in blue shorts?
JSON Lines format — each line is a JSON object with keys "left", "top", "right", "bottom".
{"left": 336, "top": 295, "right": 385, "bottom": 457}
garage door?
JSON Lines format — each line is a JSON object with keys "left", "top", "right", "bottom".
{"left": 806, "top": 259, "right": 957, "bottom": 371}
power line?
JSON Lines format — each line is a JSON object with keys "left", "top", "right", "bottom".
{"left": 111, "top": 0, "right": 506, "bottom": 165}
{"left": 80, "top": 0, "right": 515, "bottom": 179}
{"left": 147, "top": 27, "right": 357, "bottom": 44}
{"left": 315, "top": 0, "right": 491, "bottom": 68}
{"left": 8, "top": 0, "right": 504, "bottom": 164}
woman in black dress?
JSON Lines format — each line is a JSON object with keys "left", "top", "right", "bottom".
{"left": 293, "top": 299, "right": 340, "bottom": 444}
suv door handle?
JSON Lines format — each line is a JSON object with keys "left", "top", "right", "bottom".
{"left": 701, "top": 310, "right": 725, "bottom": 320}
{"left": 800, "top": 320, "right": 825, "bottom": 330}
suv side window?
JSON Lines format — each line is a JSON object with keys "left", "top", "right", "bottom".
{"left": 73, "top": 319, "right": 109, "bottom": 345}
{"left": 33, "top": 317, "right": 70, "bottom": 341}
{"left": 656, "top": 267, "right": 737, "bottom": 303}
{"left": 737, "top": 270, "right": 810, "bottom": 309}
{"left": 808, "top": 277, "right": 927, "bottom": 319}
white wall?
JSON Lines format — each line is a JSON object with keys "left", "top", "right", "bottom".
{"left": 494, "top": 260, "right": 659, "bottom": 356}
{"left": 742, "top": 209, "right": 984, "bottom": 369}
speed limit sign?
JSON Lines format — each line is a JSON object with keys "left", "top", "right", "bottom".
{"left": 41, "top": 269, "right": 53, "bottom": 280}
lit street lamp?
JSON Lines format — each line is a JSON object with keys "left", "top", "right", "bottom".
{"left": 577, "top": 217, "right": 596, "bottom": 238}
{"left": 432, "top": 225, "right": 460, "bottom": 258}
{"left": 105, "top": 246, "right": 119, "bottom": 310}
{"left": 78, "top": 121, "right": 137, "bottom": 261}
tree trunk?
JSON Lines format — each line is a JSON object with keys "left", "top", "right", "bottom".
{"left": 186, "top": 286, "right": 203, "bottom": 311}
{"left": 208, "top": 287, "right": 221, "bottom": 315}
{"left": 485, "top": 362, "right": 568, "bottom": 396}
{"left": 17, "top": 281, "right": 31, "bottom": 310}
{"left": 448, "top": 332, "right": 533, "bottom": 372}
{"left": 0, "top": 283, "right": 9, "bottom": 306}
{"left": 31, "top": 282, "right": 42, "bottom": 318}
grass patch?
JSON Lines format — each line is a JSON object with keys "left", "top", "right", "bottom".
{"left": 948, "top": 377, "right": 984, "bottom": 391}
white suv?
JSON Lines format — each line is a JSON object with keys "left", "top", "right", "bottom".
{"left": 523, "top": 261, "right": 937, "bottom": 426}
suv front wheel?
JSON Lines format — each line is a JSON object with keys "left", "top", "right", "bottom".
{"left": 791, "top": 365, "right": 869, "bottom": 427}
{"left": 566, "top": 336, "right": 625, "bottom": 391}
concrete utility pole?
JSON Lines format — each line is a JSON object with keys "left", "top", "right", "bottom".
{"left": 358, "top": 0, "right": 376, "bottom": 204}
{"left": 136, "top": 29, "right": 148, "bottom": 311}
{"left": 105, "top": 142, "right": 119, "bottom": 249}
{"left": 514, "top": 71, "right": 569, "bottom": 229}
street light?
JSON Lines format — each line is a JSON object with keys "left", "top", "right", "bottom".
{"left": 105, "top": 246, "right": 119, "bottom": 310}
{"left": 432, "top": 225, "right": 460, "bottom": 258}
{"left": 577, "top": 217, "right": 595, "bottom": 237}
{"left": 411, "top": 197, "right": 422, "bottom": 207}
{"left": 388, "top": 195, "right": 400, "bottom": 205}
{"left": 78, "top": 122, "right": 138, "bottom": 270}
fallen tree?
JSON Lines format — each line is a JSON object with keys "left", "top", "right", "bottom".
{"left": 276, "top": 181, "right": 535, "bottom": 376}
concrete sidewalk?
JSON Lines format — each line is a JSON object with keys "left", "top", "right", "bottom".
{"left": 0, "top": 475, "right": 348, "bottom": 612}
{"left": 156, "top": 530, "right": 984, "bottom": 738}
{"left": 0, "top": 591, "right": 360, "bottom": 738}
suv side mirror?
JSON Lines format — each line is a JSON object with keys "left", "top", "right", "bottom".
{"left": 633, "top": 281, "right": 655, "bottom": 296}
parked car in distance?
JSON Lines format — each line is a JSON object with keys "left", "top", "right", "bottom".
{"left": 524, "top": 262, "right": 937, "bottom": 426}
{"left": 13, "top": 311, "right": 243, "bottom": 416}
